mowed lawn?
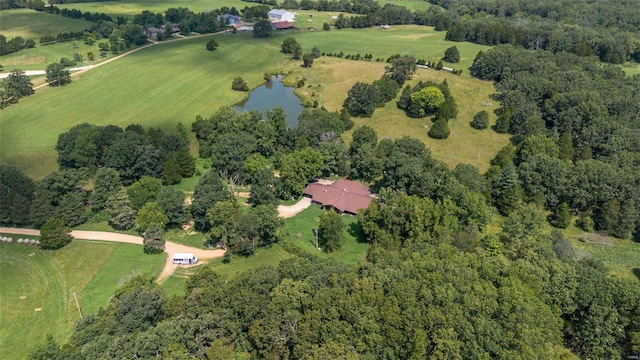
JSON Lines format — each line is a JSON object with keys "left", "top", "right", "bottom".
{"left": 56, "top": 0, "right": 248, "bottom": 18}
{"left": 0, "top": 34, "right": 283, "bottom": 179}
{"left": 0, "top": 240, "right": 163, "bottom": 360}
{"left": 0, "top": 9, "right": 94, "bottom": 40}
{"left": 0, "top": 39, "right": 102, "bottom": 71}
{"left": 58, "top": 0, "right": 428, "bottom": 19}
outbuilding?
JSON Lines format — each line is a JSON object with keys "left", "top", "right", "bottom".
{"left": 268, "top": 9, "right": 295, "bottom": 22}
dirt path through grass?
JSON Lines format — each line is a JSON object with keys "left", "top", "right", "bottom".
{"left": 0, "top": 227, "right": 224, "bottom": 282}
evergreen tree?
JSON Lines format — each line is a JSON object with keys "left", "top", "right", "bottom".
{"left": 39, "top": 217, "right": 73, "bottom": 250}
{"left": 143, "top": 222, "right": 165, "bottom": 254}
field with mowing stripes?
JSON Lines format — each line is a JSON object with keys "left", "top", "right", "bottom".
{"left": 0, "top": 9, "right": 95, "bottom": 40}
{"left": 0, "top": 34, "right": 283, "bottom": 179}
{"left": 0, "top": 240, "right": 163, "bottom": 359}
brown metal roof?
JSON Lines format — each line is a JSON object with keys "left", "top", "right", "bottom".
{"left": 303, "top": 179, "right": 373, "bottom": 214}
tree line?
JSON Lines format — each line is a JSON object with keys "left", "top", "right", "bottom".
{"left": 470, "top": 45, "right": 640, "bottom": 241}
{"left": 29, "top": 202, "right": 640, "bottom": 359}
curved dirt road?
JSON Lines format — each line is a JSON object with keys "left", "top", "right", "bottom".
{"left": 0, "top": 227, "right": 224, "bottom": 282}
{"left": 277, "top": 197, "right": 312, "bottom": 218}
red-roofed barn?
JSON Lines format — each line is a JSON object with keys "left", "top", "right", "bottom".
{"left": 302, "top": 179, "right": 374, "bottom": 215}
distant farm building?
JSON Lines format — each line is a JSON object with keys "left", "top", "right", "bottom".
{"left": 303, "top": 179, "right": 374, "bottom": 215}
{"left": 271, "top": 21, "right": 294, "bottom": 31}
{"left": 145, "top": 23, "right": 180, "bottom": 38}
{"left": 268, "top": 9, "right": 295, "bottom": 22}
{"left": 218, "top": 14, "right": 241, "bottom": 26}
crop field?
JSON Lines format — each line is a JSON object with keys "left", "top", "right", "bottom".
{"left": 0, "top": 239, "right": 163, "bottom": 360}
{"left": 0, "top": 34, "right": 283, "bottom": 179}
{"left": 0, "top": 9, "right": 94, "bottom": 40}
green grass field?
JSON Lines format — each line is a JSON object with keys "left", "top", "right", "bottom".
{"left": 2, "top": 26, "right": 502, "bottom": 179}
{"left": 54, "top": 0, "right": 429, "bottom": 19}
{"left": 1, "top": 33, "right": 283, "bottom": 179}
{"left": 0, "top": 38, "right": 102, "bottom": 71}
{"left": 0, "top": 239, "right": 163, "bottom": 360}
{"left": 0, "top": 9, "right": 95, "bottom": 40}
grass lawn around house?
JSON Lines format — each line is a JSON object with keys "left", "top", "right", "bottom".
{"left": 282, "top": 204, "right": 369, "bottom": 265}
{"left": 0, "top": 239, "right": 162, "bottom": 360}
{"left": 0, "top": 9, "right": 95, "bottom": 40}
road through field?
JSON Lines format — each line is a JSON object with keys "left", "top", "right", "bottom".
{"left": 0, "top": 227, "right": 225, "bottom": 282}
{"left": 0, "top": 31, "right": 227, "bottom": 88}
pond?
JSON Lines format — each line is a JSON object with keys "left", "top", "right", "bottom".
{"left": 234, "top": 75, "right": 304, "bottom": 127}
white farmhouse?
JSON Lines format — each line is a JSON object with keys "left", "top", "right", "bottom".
{"left": 268, "top": 9, "right": 295, "bottom": 22}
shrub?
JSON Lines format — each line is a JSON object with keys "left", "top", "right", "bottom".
{"left": 231, "top": 77, "right": 249, "bottom": 91}
{"left": 428, "top": 118, "right": 450, "bottom": 139}
{"left": 206, "top": 39, "right": 218, "bottom": 51}
{"left": 323, "top": 22, "right": 330, "bottom": 31}
{"left": 442, "top": 46, "right": 460, "bottom": 63}
{"left": 471, "top": 110, "right": 489, "bottom": 129}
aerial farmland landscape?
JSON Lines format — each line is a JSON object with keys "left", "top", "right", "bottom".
{"left": 1, "top": 0, "right": 639, "bottom": 358}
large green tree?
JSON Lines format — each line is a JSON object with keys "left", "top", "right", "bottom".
{"left": 45, "top": 63, "right": 71, "bottom": 86}
{"left": 278, "top": 147, "right": 323, "bottom": 199}
{"left": 0, "top": 69, "right": 34, "bottom": 106}
{"left": 319, "top": 209, "right": 345, "bottom": 252}
{"left": 253, "top": 20, "right": 273, "bottom": 37}
{"left": 343, "top": 82, "right": 382, "bottom": 117}
{"left": 191, "top": 171, "right": 229, "bottom": 232}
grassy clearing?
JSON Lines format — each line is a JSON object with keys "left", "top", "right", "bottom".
{"left": 557, "top": 223, "right": 640, "bottom": 281}
{"left": 164, "top": 229, "right": 206, "bottom": 249}
{"left": 1, "top": 34, "right": 283, "bottom": 179}
{"left": 282, "top": 204, "right": 369, "bottom": 265}
{"left": 0, "top": 9, "right": 94, "bottom": 40}
{"left": 79, "top": 241, "right": 164, "bottom": 314}
{"left": 282, "top": 59, "right": 506, "bottom": 171}
{"left": 0, "top": 39, "right": 102, "bottom": 71}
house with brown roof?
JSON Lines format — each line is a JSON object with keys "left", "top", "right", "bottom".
{"left": 302, "top": 179, "right": 374, "bottom": 215}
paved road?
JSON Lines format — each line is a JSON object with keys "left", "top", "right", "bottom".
{"left": 0, "top": 227, "right": 225, "bottom": 283}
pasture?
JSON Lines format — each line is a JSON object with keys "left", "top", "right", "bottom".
{"left": 0, "top": 34, "right": 284, "bottom": 179}
{"left": 0, "top": 9, "right": 94, "bottom": 40}
{"left": 0, "top": 38, "right": 100, "bottom": 71}
{"left": 1, "top": 26, "right": 502, "bottom": 179}
{"left": 53, "top": 0, "right": 430, "bottom": 19}
{"left": 0, "top": 239, "right": 164, "bottom": 360}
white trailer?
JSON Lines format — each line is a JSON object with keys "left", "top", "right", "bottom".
{"left": 172, "top": 253, "right": 198, "bottom": 265}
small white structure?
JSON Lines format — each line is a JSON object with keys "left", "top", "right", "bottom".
{"left": 268, "top": 9, "right": 295, "bottom": 22}
{"left": 172, "top": 253, "right": 198, "bottom": 265}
